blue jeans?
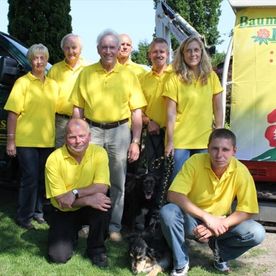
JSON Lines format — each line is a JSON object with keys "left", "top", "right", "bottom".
{"left": 160, "top": 203, "right": 265, "bottom": 270}
{"left": 90, "top": 123, "right": 131, "bottom": 233}
{"left": 16, "top": 147, "right": 53, "bottom": 224}
{"left": 172, "top": 149, "right": 207, "bottom": 180}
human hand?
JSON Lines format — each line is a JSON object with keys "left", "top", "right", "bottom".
{"left": 57, "top": 191, "right": 75, "bottom": 209}
{"left": 6, "top": 140, "right": 16, "bottom": 157}
{"left": 86, "top": 193, "right": 111, "bottom": 211}
{"left": 128, "top": 142, "right": 140, "bottom": 162}
{"left": 147, "top": 120, "right": 160, "bottom": 135}
{"left": 203, "top": 214, "right": 229, "bottom": 237}
{"left": 193, "top": 224, "right": 213, "bottom": 243}
{"left": 165, "top": 142, "right": 174, "bottom": 157}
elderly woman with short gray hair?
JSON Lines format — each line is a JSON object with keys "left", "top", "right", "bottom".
{"left": 4, "top": 43, "right": 59, "bottom": 229}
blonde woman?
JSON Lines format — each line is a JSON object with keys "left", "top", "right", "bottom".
{"left": 5, "top": 44, "right": 58, "bottom": 229}
{"left": 164, "top": 35, "right": 223, "bottom": 179}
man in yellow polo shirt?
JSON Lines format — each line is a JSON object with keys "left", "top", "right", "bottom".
{"left": 70, "top": 29, "right": 147, "bottom": 242}
{"left": 45, "top": 119, "right": 111, "bottom": 267}
{"left": 141, "top": 38, "right": 172, "bottom": 175}
{"left": 160, "top": 129, "right": 265, "bottom": 276}
{"left": 117, "top": 33, "right": 147, "bottom": 80}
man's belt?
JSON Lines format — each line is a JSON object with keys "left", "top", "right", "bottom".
{"left": 87, "top": 118, "right": 128, "bottom": 129}
{"left": 56, "top": 113, "right": 71, "bottom": 119}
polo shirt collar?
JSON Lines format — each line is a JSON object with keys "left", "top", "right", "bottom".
{"left": 61, "top": 144, "right": 92, "bottom": 165}
{"left": 27, "top": 71, "right": 40, "bottom": 81}
{"left": 63, "top": 57, "right": 85, "bottom": 70}
{"left": 151, "top": 64, "right": 172, "bottom": 76}
{"left": 96, "top": 60, "right": 121, "bottom": 73}
{"left": 27, "top": 71, "right": 49, "bottom": 82}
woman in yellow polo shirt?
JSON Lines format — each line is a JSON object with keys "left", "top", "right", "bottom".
{"left": 163, "top": 35, "right": 223, "bottom": 179}
{"left": 4, "top": 44, "right": 58, "bottom": 229}
{"left": 47, "top": 33, "right": 87, "bottom": 148}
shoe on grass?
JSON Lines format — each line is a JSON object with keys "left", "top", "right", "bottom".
{"left": 170, "top": 263, "right": 189, "bottom": 276}
{"left": 208, "top": 238, "right": 230, "bottom": 273}
{"left": 91, "top": 253, "right": 108, "bottom": 268}
{"left": 16, "top": 219, "right": 35, "bottom": 230}
{"left": 33, "top": 216, "right": 46, "bottom": 224}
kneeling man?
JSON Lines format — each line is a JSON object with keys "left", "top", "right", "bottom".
{"left": 45, "top": 118, "right": 111, "bottom": 267}
{"left": 160, "top": 128, "right": 265, "bottom": 276}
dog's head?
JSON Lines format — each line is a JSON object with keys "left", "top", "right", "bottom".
{"left": 142, "top": 174, "right": 158, "bottom": 200}
{"left": 128, "top": 235, "right": 156, "bottom": 274}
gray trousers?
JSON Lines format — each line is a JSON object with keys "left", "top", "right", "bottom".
{"left": 90, "top": 123, "right": 130, "bottom": 233}
{"left": 55, "top": 115, "right": 70, "bottom": 148}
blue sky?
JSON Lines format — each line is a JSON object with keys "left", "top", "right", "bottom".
{"left": 0, "top": 0, "right": 235, "bottom": 62}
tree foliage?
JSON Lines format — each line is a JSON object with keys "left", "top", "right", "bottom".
{"left": 7, "top": 0, "right": 72, "bottom": 64}
{"left": 132, "top": 41, "right": 151, "bottom": 66}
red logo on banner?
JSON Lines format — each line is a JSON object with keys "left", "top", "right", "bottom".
{"left": 265, "top": 109, "right": 276, "bottom": 147}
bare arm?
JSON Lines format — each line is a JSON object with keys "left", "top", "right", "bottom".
{"left": 142, "top": 113, "right": 160, "bottom": 135}
{"left": 6, "top": 111, "right": 19, "bottom": 157}
{"left": 72, "top": 106, "right": 84, "bottom": 119}
{"left": 224, "top": 211, "right": 253, "bottom": 228}
{"left": 213, "top": 92, "right": 223, "bottom": 128}
{"left": 55, "top": 183, "right": 109, "bottom": 209}
{"left": 128, "top": 108, "right": 143, "bottom": 162}
{"left": 165, "top": 98, "right": 176, "bottom": 156}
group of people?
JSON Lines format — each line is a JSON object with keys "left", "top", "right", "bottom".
{"left": 4, "top": 29, "right": 265, "bottom": 275}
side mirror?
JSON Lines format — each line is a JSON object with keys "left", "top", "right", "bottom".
{"left": 0, "top": 56, "right": 19, "bottom": 86}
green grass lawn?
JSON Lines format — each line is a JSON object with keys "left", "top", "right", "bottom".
{"left": 0, "top": 187, "right": 269, "bottom": 276}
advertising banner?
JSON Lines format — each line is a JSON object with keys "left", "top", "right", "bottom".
{"left": 232, "top": 7, "right": 276, "bottom": 161}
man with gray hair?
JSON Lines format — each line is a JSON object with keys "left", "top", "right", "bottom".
{"left": 70, "top": 29, "right": 147, "bottom": 242}
{"left": 48, "top": 33, "right": 87, "bottom": 147}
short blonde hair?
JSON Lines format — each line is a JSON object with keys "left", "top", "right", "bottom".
{"left": 27, "top": 43, "right": 49, "bottom": 63}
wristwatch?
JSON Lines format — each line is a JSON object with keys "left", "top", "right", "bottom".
{"left": 72, "top": 189, "right": 79, "bottom": 199}
{"left": 131, "top": 138, "right": 140, "bottom": 145}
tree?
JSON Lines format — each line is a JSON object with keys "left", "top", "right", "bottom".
{"left": 7, "top": 0, "right": 72, "bottom": 64}
{"left": 132, "top": 41, "right": 151, "bottom": 66}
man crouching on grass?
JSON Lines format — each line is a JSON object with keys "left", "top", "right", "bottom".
{"left": 45, "top": 118, "right": 111, "bottom": 268}
{"left": 160, "top": 128, "right": 265, "bottom": 276}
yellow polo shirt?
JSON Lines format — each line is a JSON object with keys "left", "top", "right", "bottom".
{"left": 70, "top": 62, "right": 147, "bottom": 122}
{"left": 141, "top": 65, "right": 172, "bottom": 128}
{"left": 4, "top": 72, "right": 58, "bottom": 147}
{"left": 47, "top": 58, "right": 86, "bottom": 115}
{"left": 45, "top": 144, "right": 110, "bottom": 211}
{"left": 169, "top": 153, "right": 259, "bottom": 216}
{"left": 163, "top": 71, "right": 223, "bottom": 149}
{"left": 121, "top": 59, "right": 148, "bottom": 80}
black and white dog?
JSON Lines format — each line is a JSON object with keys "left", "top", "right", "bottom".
{"left": 128, "top": 229, "right": 171, "bottom": 276}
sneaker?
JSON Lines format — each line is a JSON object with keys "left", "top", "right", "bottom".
{"left": 170, "top": 263, "right": 189, "bottom": 276}
{"left": 33, "top": 216, "right": 46, "bottom": 224}
{"left": 208, "top": 238, "right": 230, "bottom": 273}
{"left": 109, "top": 231, "right": 122, "bottom": 242}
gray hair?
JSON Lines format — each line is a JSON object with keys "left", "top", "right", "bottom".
{"left": 96, "top": 29, "right": 120, "bottom": 48}
{"left": 27, "top": 44, "right": 49, "bottom": 63}
{"left": 60, "top": 33, "right": 82, "bottom": 50}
